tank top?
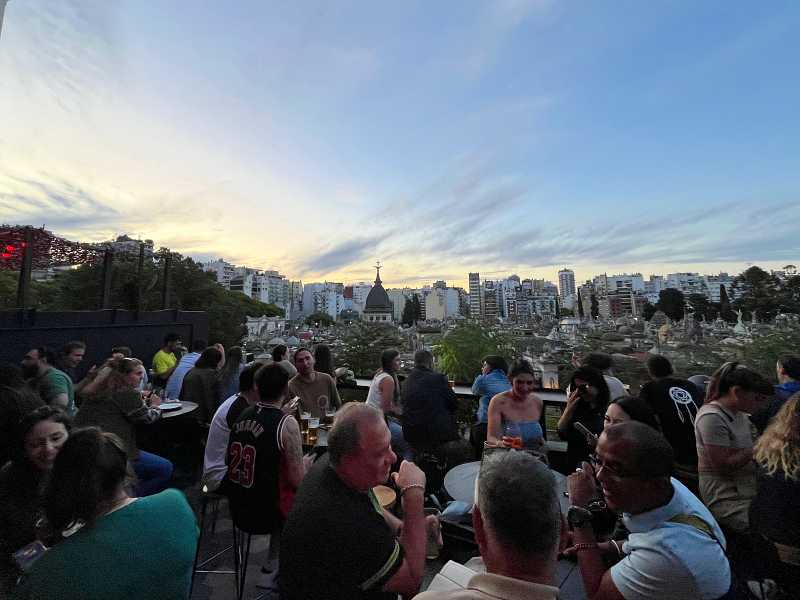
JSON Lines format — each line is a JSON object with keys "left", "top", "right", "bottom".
{"left": 226, "top": 403, "right": 289, "bottom": 534}
{"left": 366, "top": 372, "right": 394, "bottom": 413}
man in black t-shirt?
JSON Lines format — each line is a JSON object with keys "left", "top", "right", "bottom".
{"left": 639, "top": 355, "right": 701, "bottom": 468}
{"left": 281, "top": 403, "right": 428, "bottom": 600}
{"left": 226, "top": 364, "right": 305, "bottom": 535}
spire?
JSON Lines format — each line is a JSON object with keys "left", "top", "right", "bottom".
{"left": 374, "top": 260, "right": 382, "bottom": 285}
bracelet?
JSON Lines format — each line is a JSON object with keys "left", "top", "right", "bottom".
{"left": 573, "top": 543, "right": 599, "bottom": 552}
{"left": 400, "top": 484, "right": 425, "bottom": 498}
{"left": 611, "top": 540, "right": 623, "bottom": 557}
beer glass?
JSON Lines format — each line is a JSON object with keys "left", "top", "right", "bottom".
{"left": 308, "top": 417, "right": 320, "bottom": 445}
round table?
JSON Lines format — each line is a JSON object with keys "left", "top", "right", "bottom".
{"left": 159, "top": 401, "right": 199, "bottom": 419}
{"left": 444, "top": 459, "right": 569, "bottom": 511}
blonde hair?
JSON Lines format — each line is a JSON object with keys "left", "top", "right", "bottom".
{"left": 754, "top": 393, "right": 800, "bottom": 481}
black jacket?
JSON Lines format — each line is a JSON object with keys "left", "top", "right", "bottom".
{"left": 401, "top": 366, "right": 459, "bottom": 449}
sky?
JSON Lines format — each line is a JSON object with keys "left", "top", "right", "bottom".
{"left": 1, "top": 0, "right": 798, "bottom": 289}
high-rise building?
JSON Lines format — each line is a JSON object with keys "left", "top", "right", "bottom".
{"left": 468, "top": 273, "right": 482, "bottom": 319}
{"left": 202, "top": 258, "right": 236, "bottom": 287}
{"left": 483, "top": 281, "right": 498, "bottom": 321}
{"left": 558, "top": 268, "right": 576, "bottom": 300}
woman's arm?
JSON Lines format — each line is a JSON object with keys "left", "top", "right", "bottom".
{"left": 486, "top": 394, "right": 505, "bottom": 445}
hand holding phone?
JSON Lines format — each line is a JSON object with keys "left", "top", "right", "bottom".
{"left": 573, "top": 422, "right": 598, "bottom": 449}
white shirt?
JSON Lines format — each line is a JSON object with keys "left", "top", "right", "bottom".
{"left": 366, "top": 372, "right": 393, "bottom": 412}
{"left": 610, "top": 478, "right": 731, "bottom": 600}
{"left": 201, "top": 393, "right": 241, "bottom": 491}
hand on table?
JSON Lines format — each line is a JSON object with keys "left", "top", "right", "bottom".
{"left": 567, "top": 461, "right": 598, "bottom": 507}
{"left": 426, "top": 514, "right": 443, "bottom": 548}
{"left": 149, "top": 393, "right": 162, "bottom": 408}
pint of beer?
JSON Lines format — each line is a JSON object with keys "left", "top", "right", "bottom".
{"left": 300, "top": 412, "right": 311, "bottom": 433}
{"left": 308, "top": 417, "right": 320, "bottom": 445}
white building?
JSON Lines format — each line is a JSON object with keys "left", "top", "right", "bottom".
{"left": 302, "top": 282, "right": 344, "bottom": 320}
{"left": 703, "top": 273, "right": 735, "bottom": 303}
{"left": 469, "top": 272, "right": 482, "bottom": 318}
{"left": 558, "top": 269, "right": 576, "bottom": 300}
{"left": 666, "top": 272, "right": 708, "bottom": 297}
{"left": 606, "top": 273, "right": 645, "bottom": 293}
{"left": 425, "top": 287, "right": 447, "bottom": 321}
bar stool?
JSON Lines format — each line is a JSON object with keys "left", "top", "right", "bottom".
{"left": 231, "top": 525, "right": 279, "bottom": 600}
{"left": 190, "top": 485, "right": 236, "bottom": 597}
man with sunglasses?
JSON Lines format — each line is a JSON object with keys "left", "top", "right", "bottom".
{"left": 566, "top": 421, "right": 731, "bottom": 600}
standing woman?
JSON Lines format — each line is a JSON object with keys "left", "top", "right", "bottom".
{"left": 313, "top": 344, "right": 335, "bottom": 379}
{"left": 0, "top": 407, "right": 70, "bottom": 596}
{"left": 558, "top": 367, "right": 610, "bottom": 471}
{"left": 365, "top": 348, "right": 411, "bottom": 460}
{"left": 12, "top": 428, "right": 197, "bottom": 600}
{"left": 75, "top": 357, "right": 173, "bottom": 497}
{"left": 694, "top": 361, "right": 772, "bottom": 534}
{"left": 217, "top": 346, "right": 244, "bottom": 403}
{"left": 486, "top": 360, "right": 544, "bottom": 450}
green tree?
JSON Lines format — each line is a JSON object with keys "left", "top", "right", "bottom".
{"left": 590, "top": 294, "right": 599, "bottom": 319}
{"left": 656, "top": 288, "right": 685, "bottom": 322}
{"left": 737, "top": 324, "right": 800, "bottom": 382}
{"left": 17, "top": 252, "right": 281, "bottom": 347}
{"left": 401, "top": 298, "right": 415, "bottom": 326}
{"left": 719, "top": 285, "right": 736, "bottom": 322}
{"left": 305, "top": 312, "right": 334, "bottom": 327}
{"left": 576, "top": 289, "right": 585, "bottom": 319}
{"left": 732, "top": 266, "right": 781, "bottom": 320}
{"left": 337, "top": 323, "right": 404, "bottom": 377}
{"left": 686, "top": 293, "right": 719, "bottom": 321}
{"left": 433, "top": 323, "right": 514, "bottom": 384}
{"left": 641, "top": 300, "right": 657, "bottom": 321}
{"left": 411, "top": 294, "right": 423, "bottom": 322}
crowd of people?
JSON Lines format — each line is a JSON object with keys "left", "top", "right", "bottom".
{"left": 0, "top": 333, "right": 798, "bottom": 599}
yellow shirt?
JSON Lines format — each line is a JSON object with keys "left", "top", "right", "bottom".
{"left": 152, "top": 350, "right": 177, "bottom": 375}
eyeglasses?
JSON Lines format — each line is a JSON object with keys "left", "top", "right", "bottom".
{"left": 588, "top": 453, "right": 634, "bottom": 478}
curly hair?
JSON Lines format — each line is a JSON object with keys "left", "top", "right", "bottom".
{"left": 754, "top": 393, "right": 800, "bottom": 481}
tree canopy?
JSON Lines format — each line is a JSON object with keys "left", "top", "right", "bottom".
{"left": 2, "top": 253, "right": 282, "bottom": 347}
{"left": 433, "top": 322, "right": 515, "bottom": 384}
{"left": 336, "top": 322, "right": 404, "bottom": 377}
{"left": 656, "top": 288, "right": 685, "bottom": 322}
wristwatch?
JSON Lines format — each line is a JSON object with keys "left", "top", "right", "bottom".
{"left": 567, "top": 505, "right": 593, "bottom": 530}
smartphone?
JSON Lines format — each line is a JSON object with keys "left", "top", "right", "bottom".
{"left": 13, "top": 540, "right": 47, "bottom": 572}
{"left": 573, "top": 422, "right": 598, "bottom": 449}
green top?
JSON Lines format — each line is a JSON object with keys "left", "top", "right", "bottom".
{"left": 12, "top": 489, "right": 198, "bottom": 600}
{"left": 36, "top": 367, "right": 75, "bottom": 416}
{"left": 152, "top": 350, "right": 177, "bottom": 375}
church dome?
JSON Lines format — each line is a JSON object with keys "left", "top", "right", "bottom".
{"left": 363, "top": 264, "right": 393, "bottom": 313}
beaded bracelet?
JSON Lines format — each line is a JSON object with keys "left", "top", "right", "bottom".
{"left": 574, "top": 543, "right": 599, "bottom": 552}
{"left": 400, "top": 483, "right": 425, "bottom": 497}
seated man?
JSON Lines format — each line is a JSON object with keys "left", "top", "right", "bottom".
{"left": 21, "top": 347, "right": 76, "bottom": 416}
{"left": 566, "top": 421, "right": 731, "bottom": 600}
{"left": 201, "top": 362, "right": 262, "bottom": 492}
{"left": 402, "top": 350, "right": 459, "bottom": 453}
{"left": 288, "top": 348, "right": 341, "bottom": 418}
{"left": 164, "top": 339, "right": 206, "bottom": 400}
{"left": 281, "top": 403, "right": 428, "bottom": 600}
{"left": 151, "top": 333, "right": 181, "bottom": 387}
{"left": 415, "top": 451, "right": 560, "bottom": 600}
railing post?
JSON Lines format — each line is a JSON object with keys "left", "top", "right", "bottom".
{"left": 16, "top": 227, "right": 33, "bottom": 309}
{"left": 101, "top": 249, "right": 114, "bottom": 309}
{"left": 161, "top": 252, "right": 172, "bottom": 309}
{"left": 136, "top": 242, "right": 145, "bottom": 314}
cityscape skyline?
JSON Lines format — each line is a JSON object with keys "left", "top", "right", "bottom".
{"left": 1, "top": 2, "right": 799, "bottom": 287}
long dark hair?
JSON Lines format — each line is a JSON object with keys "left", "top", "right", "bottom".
{"left": 609, "top": 396, "right": 660, "bottom": 431}
{"left": 314, "top": 344, "right": 335, "bottom": 378}
{"left": 195, "top": 347, "right": 222, "bottom": 370}
{"left": 44, "top": 427, "right": 132, "bottom": 536}
{"left": 218, "top": 346, "right": 243, "bottom": 387}
{"left": 12, "top": 406, "right": 72, "bottom": 467}
{"left": 570, "top": 367, "right": 611, "bottom": 408}
{"left": 378, "top": 349, "right": 401, "bottom": 404}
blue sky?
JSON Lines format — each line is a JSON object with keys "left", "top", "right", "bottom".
{"left": 1, "top": 0, "right": 798, "bottom": 287}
